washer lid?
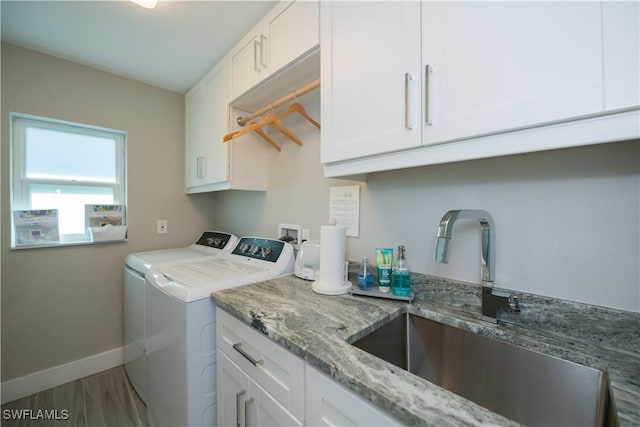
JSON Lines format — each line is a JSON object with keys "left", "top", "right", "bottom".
{"left": 126, "top": 248, "right": 209, "bottom": 274}
{"left": 145, "top": 236, "right": 295, "bottom": 303}
{"left": 163, "top": 258, "right": 264, "bottom": 286}
{"left": 148, "top": 258, "right": 270, "bottom": 302}
{"left": 125, "top": 231, "right": 238, "bottom": 273}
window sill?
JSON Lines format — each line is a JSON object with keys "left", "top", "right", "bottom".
{"left": 11, "top": 239, "right": 127, "bottom": 251}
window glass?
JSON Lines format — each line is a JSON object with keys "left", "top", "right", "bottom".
{"left": 29, "top": 184, "right": 114, "bottom": 236}
{"left": 25, "top": 127, "right": 117, "bottom": 183}
{"left": 11, "top": 113, "right": 127, "bottom": 248}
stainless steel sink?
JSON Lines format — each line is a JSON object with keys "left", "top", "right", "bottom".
{"left": 352, "top": 313, "right": 616, "bottom": 427}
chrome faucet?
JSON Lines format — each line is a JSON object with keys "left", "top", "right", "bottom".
{"left": 434, "top": 210, "right": 519, "bottom": 323}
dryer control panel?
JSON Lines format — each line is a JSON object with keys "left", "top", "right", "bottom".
{"left": 195, "top": 231, "right": 235, "bottom": 249}
{"left": 231, "top": 237, "right": 286, "bottom": 263}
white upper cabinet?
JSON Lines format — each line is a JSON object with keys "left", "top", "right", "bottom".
{"left": 421, "top": 1, "right": 605, "bottom": 145}
{"left": 266, "top": 0, "right": 319, "bottom": 75}
{"left": 602, "top": 0, "right": 640, "bottom": 111}
{"left": 321, "top": 0, "right": 639, "bottom": 177}
{"left": 320, "top": 1, "right": 422, "bottom": 163}
{"left": 185, "top": 60, "right": 229, "bottom": 191}
{"left": 185, "top": 58, "right": 268, "bottom": 193}
{"left": 229, "top": 0, "right": 319, "bottom": 102}
{"left": 228, "top": 28, "right": 265, "bottom": 104}
{"left": 185, "top": 82, "right": 205, "bottom": 189}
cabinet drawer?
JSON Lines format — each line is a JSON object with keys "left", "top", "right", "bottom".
{"left": 216, "top": 307, "right": 305, "bottom": 419}
{"left": 306, "top": 364, "right": 402, "bottom": 426}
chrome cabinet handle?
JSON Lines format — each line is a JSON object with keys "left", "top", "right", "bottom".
{"left": 236, "top": 390, "right": 246, "bottom": 427}
{"left": 196, "top": 156, "right": 206, "bottom": 179}
{"left": 232, "top": 342, "right": 263, "bottom": 366}
{"left": 253, "top": 40, "right": 260, "bottom": 73}
{"left": 425, "top": 64, "right": 433, "bottom": 125}
{"left": 244, "top": 397, "right": 254, "bottom": 426}
{"left": 259, "top": 35, "right": 268, "bottom": 69}
{"left": 404, "top": 72, "right": 414, "bottom": 130}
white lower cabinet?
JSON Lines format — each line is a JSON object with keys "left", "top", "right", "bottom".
{"left": 216, "top": 308, "right": 304, "bottom": 426}
{"left": 218, "top": 352, "right": 303, "bottom": 427}
{"left": 218, "top": 350, "right": 248, "bottom": 427}
{"left": 216, "top": 307, "right": 402, "bottom": 427}
{"left": 305, "top": 364, "right": 402, "bottom": 427}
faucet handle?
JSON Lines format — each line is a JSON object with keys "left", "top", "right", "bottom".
{"left": 509, "top": 295, "right": 521, "bottom": 312}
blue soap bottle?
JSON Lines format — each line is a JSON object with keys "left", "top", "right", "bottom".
{"left": 356, "top": 256, "right": 374, "bottom": 290}
{"left": 392, "top": 245, "right": 411, "bottom": 296}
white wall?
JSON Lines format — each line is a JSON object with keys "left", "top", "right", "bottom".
{"left": 359, "top": 143, "right": 639, "bottom": 310}
{"left": 213, "top": 91, "right": 640, "bottom": 312}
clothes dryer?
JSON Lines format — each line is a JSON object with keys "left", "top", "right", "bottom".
{"left": 123, "top": 231, "right": 237, "bottom": 403}
{"left": 144, "top": 237, "right": 294, "bottom": 427}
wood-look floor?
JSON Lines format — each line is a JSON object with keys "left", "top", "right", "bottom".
{"left": 1, "top": 366, "right": 147, "bottom": 427}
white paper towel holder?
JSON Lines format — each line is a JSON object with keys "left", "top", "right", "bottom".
{"left": 312, "top": 274, "right": 352, "bottom": 295}
{"left": 312, "top": 219, "right": 352, "bottom": 295}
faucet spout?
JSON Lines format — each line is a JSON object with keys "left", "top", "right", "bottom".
{"left": 434, "top": 209, "right": 518, "bottom": 323}
{"left": 434, "top": 209, "right": 495, "bottom": 283}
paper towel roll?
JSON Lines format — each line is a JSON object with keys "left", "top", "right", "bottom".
{"left": 312, "top": 223, "right": 351, "bottom": 295}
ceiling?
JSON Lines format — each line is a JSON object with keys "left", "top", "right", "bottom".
{"left": 1, "top": 0, "right": 278, "bottom": 94}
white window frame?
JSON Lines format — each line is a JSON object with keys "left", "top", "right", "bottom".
{"left": 10, "top": 112, "right": 127, "bottom": 248}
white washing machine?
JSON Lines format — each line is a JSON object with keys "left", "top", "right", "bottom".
{"left": 144, "top": 237, "right": 295, "bottom": 427}
{"left": 123, "top": 231, "right": 238, "bottom": 403}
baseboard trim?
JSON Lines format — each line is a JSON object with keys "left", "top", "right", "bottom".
{"left": 1, "top": 347, "right": 124, "bottom": 404}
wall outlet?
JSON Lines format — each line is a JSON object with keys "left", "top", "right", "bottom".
{"left": 157, "top": 219, "right": 168, "bottom": 234}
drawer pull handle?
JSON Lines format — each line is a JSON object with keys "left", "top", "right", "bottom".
{"left": 233, "top": 342, "right": 263, "bottom": 366}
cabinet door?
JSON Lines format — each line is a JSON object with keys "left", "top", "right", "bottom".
{"left": 602, "top": 0, "right": 640, "bottom": 110}
{"left": 202, "top": 61, "right": 230, "bottom": 185}
{"left": 217, "top": 308, "right": 305, "bottom": 419}
{"left": 247, "top": 380, "right": 303, "bottom": 427}
{"left": 305, "top": 364, "right": 401, "bottom": 426}
{"left": 265, "top": 0, "right": 319, "bottom": 74}
{"left": 185, "top": 59, "right": 230, "bottom": 191}
{"left": 218, "top": 351, "right": 250, "bottom": 427}
{"left": 320, "top": 1, "right": 422, "bottom": 163}
{"left": 229, "top": 29, "right": 265, "bottom": 101}
{"left": 185, "top": 83, "right": 205, "bottom": 188}
{"left": 422, "top": 1, "right": 605, "bottom": 146}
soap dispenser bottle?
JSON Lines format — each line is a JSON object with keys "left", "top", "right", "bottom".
{"left": 392, "top": 245, "right": 411, "bottom": 296}
{"left": 356, "top": 256, "right": 374, "bottom": 290}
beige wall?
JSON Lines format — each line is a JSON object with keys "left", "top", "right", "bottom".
{"left": 1, "top": 43, "right": 217, "bottom": 381}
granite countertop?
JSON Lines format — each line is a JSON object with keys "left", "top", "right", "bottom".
{"left": 210, "top": 269, "right": 640, "bottom": 426}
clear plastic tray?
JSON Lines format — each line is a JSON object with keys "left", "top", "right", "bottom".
{"left": 349, "top": 285, "right": 415, "bottom": 302}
